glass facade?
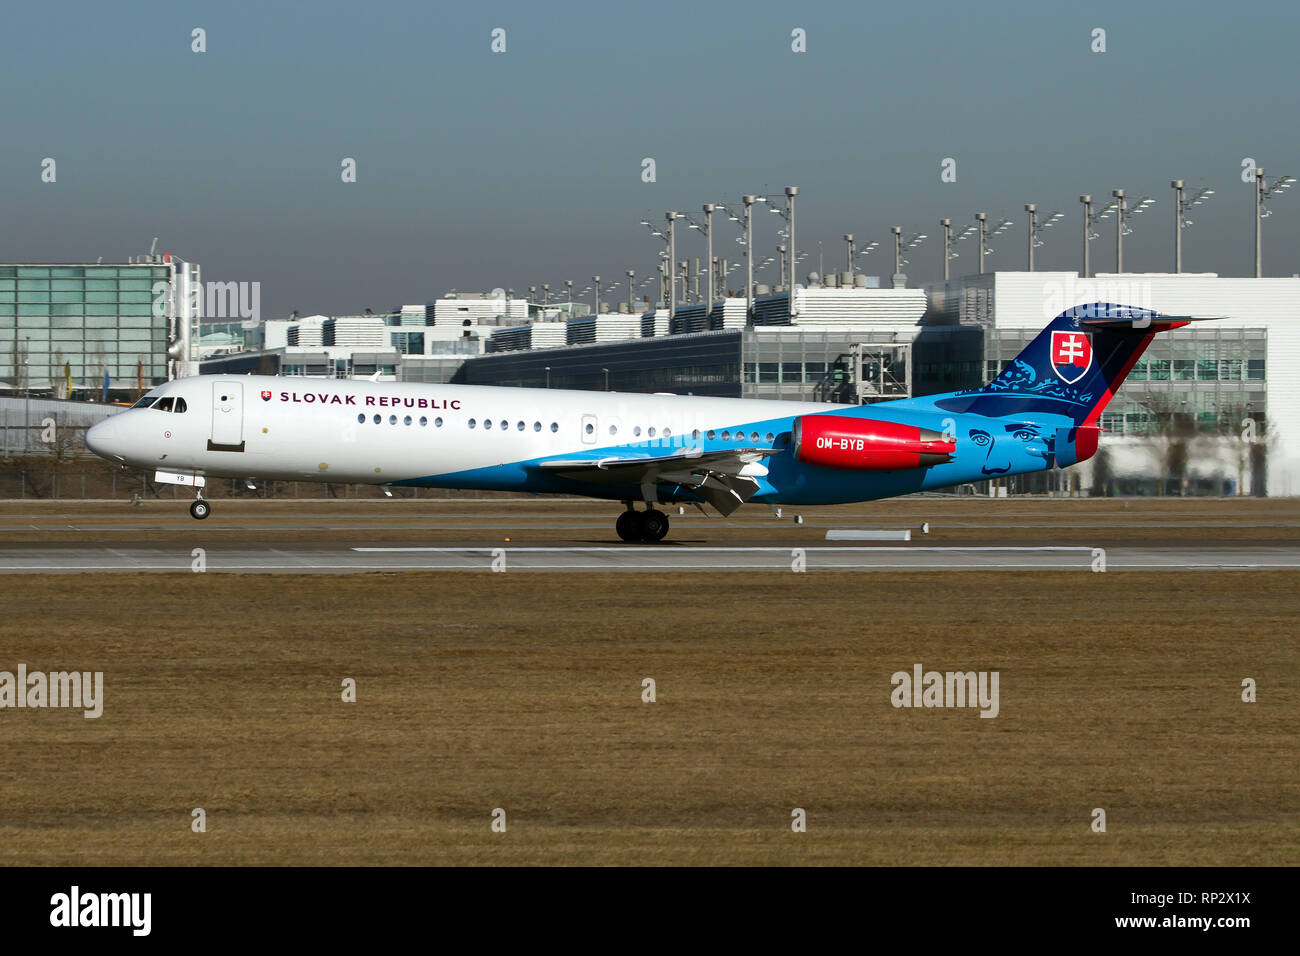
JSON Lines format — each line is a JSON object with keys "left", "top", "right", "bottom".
{"left": 454, "top": 331, "right": 743, "bottom": 396}
{"left": 0, "top": 264, "right": 171, "bottom": 391}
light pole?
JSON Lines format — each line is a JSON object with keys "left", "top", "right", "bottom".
{"left": 891, "top": 227, "right": 927, "bottom": 278}
{"left": 666, "top": 211, "right": 679, "bottom": 319}
{"left": 626, "top": 269, "right": 635, "bottom": 311}
{"left": 742, "top": 195, "right": 758, "bottom": 318}
{"left": 593, "top": 275, "right": 600, "bottom": 314}
{"left": 973, "top": 214, "right": 1012, "bottom": 274}
{"left": 641, "top": 216, "right": 677, "bottom": 311}
{"left": 1111, "top": 189, "right": 1156, "bottom": 273}
{"left": 602, "top": 367, "right": 609, "bottom": 391}
{"left": 1024, "top": 204, "right": 1064, "bottom": 271}
{"left": 764, "top": 187, "right": 798, "bottom": 316}
{"left": 1079, "top": 194, "right": 1117, "bottom": 278}
{"left": 940, "top": 220, "right": 951, "bottom": 280}
{"left": 544, "top": 366, "right": 550, "bottom": 388}
{"left": 541, "top": 283, "right": 550, "bottom": 306}
{"left": 1253, "top": 167, "right": 1295, "bottom": 277}
{"left": 1112, "top": 189, "right": 1126, "bottom": 273}
{"left": 685, "top": 203, "right": 717, "bottom": 310}
{"left": 843, "top": 234, "right": 854, "bottom": 273}
{"left": 565, "top": 279, "right": 574, "bottom": 303}
{"left": 1171, "top": 180, "right": 1214, "bottom": 273}
{"left": 939, "top": 219, "right": 975, "bottom": 280}
{"left": 704, "top": 203, "right": 714, "bottom": 307}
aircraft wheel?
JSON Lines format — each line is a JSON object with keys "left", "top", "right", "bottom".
{"left": 641, "top": 509, "right": 670, "bottom": 542}
{"left": 615, "top": 509, "right": 642, "bottom": 542}
{"left": 190, "top": 499, "right": 211, "bottom": 520}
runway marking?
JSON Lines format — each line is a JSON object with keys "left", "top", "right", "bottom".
{"left": 352, "top": 545, "right": 1096, "bottom": 552}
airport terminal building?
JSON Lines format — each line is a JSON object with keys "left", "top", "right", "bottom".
{"left": 0, "top": 261, "right": 175, "bottom": 397}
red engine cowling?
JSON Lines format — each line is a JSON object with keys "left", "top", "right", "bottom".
{"left": 793, "top": 415, "right": 955, "bottom": 471}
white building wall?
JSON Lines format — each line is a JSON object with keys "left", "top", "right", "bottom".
{"left": 791, "top": 287, "right": 928, "bottom": 327}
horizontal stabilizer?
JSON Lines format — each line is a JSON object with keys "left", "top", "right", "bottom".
{"left": 1079, "top": 314, "right": 1223, "bottom": 329}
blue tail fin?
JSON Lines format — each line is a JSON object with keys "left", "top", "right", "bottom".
{"left": 942, "top": 303, "right": 1189, "bottom": 426}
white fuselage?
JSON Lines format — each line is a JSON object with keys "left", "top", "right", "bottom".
{"left": 86, "top": 374, "right": 837, "bottom": 490}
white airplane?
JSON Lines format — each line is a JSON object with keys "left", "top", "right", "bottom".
{"left": 84, "top": 303, "right": 1201, "bottom": 541}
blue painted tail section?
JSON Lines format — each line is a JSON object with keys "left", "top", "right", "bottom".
{"left": 932, "top": 303, "right": 1164, "bottom": 427}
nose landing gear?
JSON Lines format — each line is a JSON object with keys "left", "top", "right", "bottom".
{"left": 189, "top": 496, "right": 211, "bottom": 520}
{"left": 616, "top": 503, "right": 669, "bottom": 542}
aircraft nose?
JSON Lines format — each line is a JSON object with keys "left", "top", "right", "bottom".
{"left": 85, "top": 418, "right": 119, "bottom": 459}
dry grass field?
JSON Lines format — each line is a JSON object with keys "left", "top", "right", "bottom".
{"left": 0, "top": 526, "right": 1295, "bottom": 864}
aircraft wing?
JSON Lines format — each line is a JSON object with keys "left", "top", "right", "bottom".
{"left": 537, "top": 446, "right": 784, "bottom": 515}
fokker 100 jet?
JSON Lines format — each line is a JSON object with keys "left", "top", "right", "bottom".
{"left": 85, "top": 303, "right": 1208, "bottom": 541}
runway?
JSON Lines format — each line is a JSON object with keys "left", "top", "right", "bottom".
{"left": 1, "top": 541, "right": 1297, "bottom": 572}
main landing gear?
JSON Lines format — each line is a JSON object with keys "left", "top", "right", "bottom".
{"left": 189, "top": 496, "right": 211, "bottom": 520}
{"left": 616, "top": 504, "right": 669, "bottom": 543}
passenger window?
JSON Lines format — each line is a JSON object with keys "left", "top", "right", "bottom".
{"left": 533, "top": 422, "right": 541, "bottom": 432}
{"left": 707, "top": 430, "right": 715, "bottom": 440}
{"left": 663, "top": 428, "right": 671, "bottom": 438}
{"left": 373, "top": 414, "right": 381, "bottom": 424}
{"left": 609, "top": 425, "right": 618, "bottom": 435}
{"left": 550, "top": 422, "right": 558, "bottom": 432}
{"left": 500, "top": 420, "right": 508, "bottom": 431}
{"left": 469, "top": 418, "right": 477, "bottom": 428}
{"left": 765, "top": 432, "right": 774, "bottom": 443}
{"left": 584, "top": 423, "right": 594, "bottom": 434}
{"left": 389, "top": 415, "right": 397, "bottom": 425}
{"left": 692, "top": 429, "right": 700, "bottom": 440}
{"left": 485, "top": 419, "right": 493, "bottom": 429}
{"left": 419, "top": 416, "right": 427, "bottom": 426}
{"left": 633, "top": 426, "right": 641, "bottom": 437}
{"left": 517, "top": 421, "right": 524, "bottom": 431}
{"left": 721, "top": 431, "right": 730, "bottom": 441}
{"left": 404, "top": 415, "right": 412, "bottom": 425}
{"left": 435, "top": 417, "right": 443, "bottom": 427}
{"left": 357, "top": 414, "right": 365, "bottom": 424}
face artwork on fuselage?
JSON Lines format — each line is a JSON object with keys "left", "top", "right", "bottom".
{"left": 968, "top": 422, "right": 1044, "bottom": 475}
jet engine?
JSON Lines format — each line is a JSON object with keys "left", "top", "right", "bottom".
{"left": 792, "top": 414, "right": 955, "bottom": 471}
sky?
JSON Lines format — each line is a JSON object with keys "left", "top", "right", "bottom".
{"left": 2, "top": 0, "right": 1298, "bottom": 317}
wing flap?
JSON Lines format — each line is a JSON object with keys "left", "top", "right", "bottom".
{"left": 535, "top": 445, "right": 781, "bottom": 514}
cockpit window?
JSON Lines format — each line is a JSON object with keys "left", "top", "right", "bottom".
{"left": 155, "top": 397, "right": 175, "bottom": 412}
{"left": 131, "top": 396, "right": 158, "bottom": 409}
{"left": 173, "top": 398, "right": 187, "bottom": 413}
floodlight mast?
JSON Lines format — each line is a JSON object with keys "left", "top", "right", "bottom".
{"left": 1254, "top": 167, "right": 1295, "bottom": 277}
{"left": 938, "top": 219, "right": 974, "bottom": 280}
{"left": 1171, "top": 180, "right": 1214, "bottom": 273}
{"left": 891, "top": 227, "right": 927, "bottom": 277}
{"left": 1111, "top": 188, "right": 1156, "bottom": 273}
{"left": 973, "top": 213, "right": 1012, "bottom": 274}
{"left": 1080, "top": 194, "right": 1117, "bottom": 277}
{"left": 684, "top": 203, "right": 721, "bottom": 312}
{"left": 1023, "top": 204, "right": 1064, "bottom": 271}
